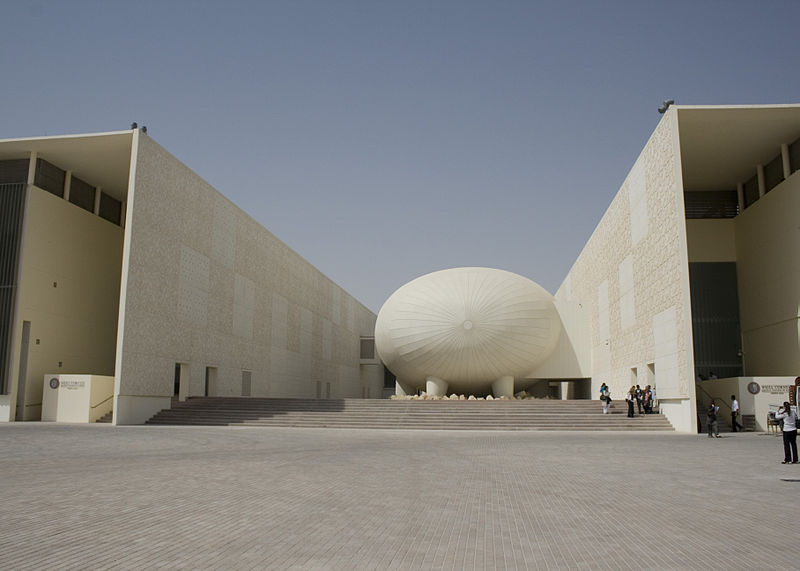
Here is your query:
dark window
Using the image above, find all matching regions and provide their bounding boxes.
[69,176,95,213]
[0,183,26,394]
[34,159,65,197]
[0,160,29,184]
[360,337,375,359]
[689,262,743,379]
[242,371,252,397]
[742,175,759,209]
[383,367,396,389]
[790,136,800,175]
[98,192,122,225]
[763,154,784,193]
[683,191,739,219]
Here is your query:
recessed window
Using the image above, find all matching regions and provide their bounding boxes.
[99,191,122,225]
[742,175,759,208]
[764,154,784,193]
[683,191,738,219]
[34,159,65,197]
[0,159,29,185]
[360,337,375,359]
[69,176,95,213]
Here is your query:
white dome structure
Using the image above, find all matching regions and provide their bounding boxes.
[375,267,561,397]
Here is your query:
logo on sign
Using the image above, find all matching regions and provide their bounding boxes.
[49,378,59,389]
[747,381,760,395]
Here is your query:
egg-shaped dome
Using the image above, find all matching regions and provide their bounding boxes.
[375,267,561,392]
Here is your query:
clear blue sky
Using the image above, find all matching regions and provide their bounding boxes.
[3,1,799,312]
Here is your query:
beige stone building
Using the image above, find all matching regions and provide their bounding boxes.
[0,130,383,424]
[552,104,800,432]
[2,104,798,432]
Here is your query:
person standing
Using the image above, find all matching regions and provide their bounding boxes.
[707,401,720,438]
[626,386,636,418]
[774,402,798,464]
[730,395,745,432]
[635,385,644,415]
[600,383,611,414]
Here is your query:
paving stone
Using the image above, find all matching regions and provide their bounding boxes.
[0,424,796,570]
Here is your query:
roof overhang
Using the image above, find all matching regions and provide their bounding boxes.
[677,104,800,191]
[0,131,134,201]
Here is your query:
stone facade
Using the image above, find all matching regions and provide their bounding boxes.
[114,132,381,422]
[556,109,697,431]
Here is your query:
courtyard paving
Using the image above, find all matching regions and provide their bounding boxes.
[0,424,796,570]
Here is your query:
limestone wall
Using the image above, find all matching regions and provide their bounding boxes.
[113,132,379,423]
[733,173,800,376]
[556,109,697,432]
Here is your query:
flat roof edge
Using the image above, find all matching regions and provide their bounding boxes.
[674,103,800,111]
[0,130,134,144]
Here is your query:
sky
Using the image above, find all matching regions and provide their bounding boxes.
[3,0,800,313]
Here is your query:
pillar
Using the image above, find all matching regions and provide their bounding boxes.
[736,182,744,212]
[64,171,72,201]
[425,376,448,397]
[781,144,791,180]
[492,375,514,398]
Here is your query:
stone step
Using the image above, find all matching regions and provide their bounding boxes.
[146,398,673,431]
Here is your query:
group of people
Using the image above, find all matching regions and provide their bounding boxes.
[706,395,798,464]
[598,383,656,417]
[625,385,654,417]
[707,395,746,438]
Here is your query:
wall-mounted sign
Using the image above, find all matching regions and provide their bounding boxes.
[49,378,59,389]
[747,382,760,395]
[760,384,792,395]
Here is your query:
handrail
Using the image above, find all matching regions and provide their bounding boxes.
[695,383,732,413]
[90,394,114,409]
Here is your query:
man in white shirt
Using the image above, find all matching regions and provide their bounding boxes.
[731,395,744,432]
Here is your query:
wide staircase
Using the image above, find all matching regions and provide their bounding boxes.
[145,397,674,431]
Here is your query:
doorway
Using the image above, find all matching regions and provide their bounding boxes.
[14,321,31,421]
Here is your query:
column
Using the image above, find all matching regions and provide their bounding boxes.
[64,171,72,201]
[492,375,514,398]
[26,151,37,184]
[425,376,448,397]
[781,144,791,180]
[736,183,744,212]
[94,186,102,215]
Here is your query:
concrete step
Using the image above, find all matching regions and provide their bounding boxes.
[146,398,673,431]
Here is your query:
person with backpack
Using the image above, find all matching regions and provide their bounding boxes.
[707,401,720,438]
[774,402,798,464]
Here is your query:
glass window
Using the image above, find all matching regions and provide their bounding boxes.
[99,191,122,225]
[34,159,65,197]
[69,176,95,213]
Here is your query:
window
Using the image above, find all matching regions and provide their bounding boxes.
[763,154,784,193]
[34,159,65,197]
[69,176,95,213]
[683,191,738,219]
[99,191,122,225]
[789,136,800,175]
[360,337,375,359]
[742,175,759,209]
[242,370,252,397]
[0,160,29,185]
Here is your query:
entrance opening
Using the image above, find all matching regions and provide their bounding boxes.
[205,366,217,397]
[241,370,251,397]
[14,321,31,421]
[174,363,188,401]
